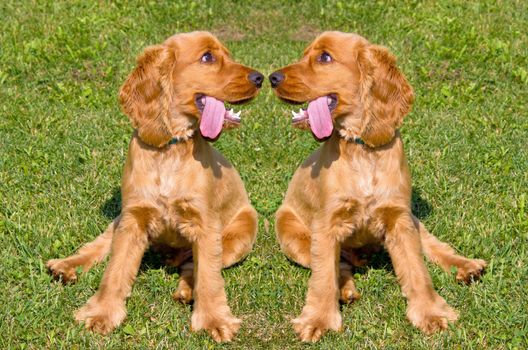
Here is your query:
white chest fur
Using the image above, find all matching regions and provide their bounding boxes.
[157,156,183,198]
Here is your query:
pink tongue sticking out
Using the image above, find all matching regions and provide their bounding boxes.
[200,96,226,139]
[307,96,333,139]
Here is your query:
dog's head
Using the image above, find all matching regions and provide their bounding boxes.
[119,31,263,147]
[269,31,414,147]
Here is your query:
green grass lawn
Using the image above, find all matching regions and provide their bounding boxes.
[1,0,527,349]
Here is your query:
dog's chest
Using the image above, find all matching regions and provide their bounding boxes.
[335,156,400,244]
[156,156,184,198]
[139,156,201,244]
[342,155,379,199]
[352,158,377,198]
[139,154,199,202]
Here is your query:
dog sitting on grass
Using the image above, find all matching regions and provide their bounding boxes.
[270,31,486,342]
[47,31,264,342]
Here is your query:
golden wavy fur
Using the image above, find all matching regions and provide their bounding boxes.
[271,31,486,342]
[47,31,262,342]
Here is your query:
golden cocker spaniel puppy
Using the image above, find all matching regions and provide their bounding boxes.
[270,31,486,341]
[47,31,264,342]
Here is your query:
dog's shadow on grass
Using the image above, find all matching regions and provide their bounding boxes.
[411,187,432,221]
[101,187,122,220]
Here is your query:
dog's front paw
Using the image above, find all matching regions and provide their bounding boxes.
[292,306,342,342]
[456,259,487,284]
[407,295,458,334]
[47,258,77,283]
[191,307,241,342]
[74,296,126,335]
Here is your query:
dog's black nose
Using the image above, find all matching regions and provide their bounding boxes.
[248,71,264,88]
[269,71,284,88]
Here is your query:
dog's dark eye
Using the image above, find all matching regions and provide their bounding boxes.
[201,52,214,63]
[318,52,333,63]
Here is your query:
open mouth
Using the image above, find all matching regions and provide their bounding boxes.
[289,94,337,139]
[195,94,245,139]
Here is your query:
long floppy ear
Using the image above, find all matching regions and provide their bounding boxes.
[357,45,414,147]
[118,45,174,147]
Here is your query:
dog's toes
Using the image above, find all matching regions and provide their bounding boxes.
[172,288,193,304]
[292,308,342,342]
[75,298,126,335]
[81,314,116,335]
[293,321,322,342]
[191,309,241,342]
[339,287,360,304]
[407,296,458,334]
[47,259,77,283]
[456,259,487,284]
[417,314,449,334]
[208,320,240,342]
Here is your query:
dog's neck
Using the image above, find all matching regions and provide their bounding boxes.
[165,127,196,147]
[332,130,400,160]
[166,133,194,146]
[335,114,397,149]
[335,113,366,144]
[167,111,198,144]
[132,108,200,148]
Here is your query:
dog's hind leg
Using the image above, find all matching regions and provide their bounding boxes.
[47,216,120,283]
[412,215,486,284]
[221,206,258,268]
[275,205,312,268]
